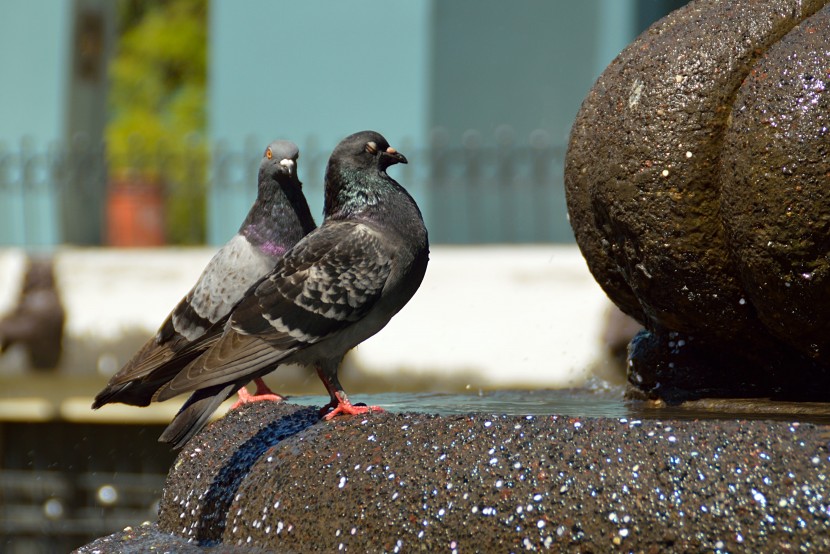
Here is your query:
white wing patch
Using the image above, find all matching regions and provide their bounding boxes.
[262,314,321,343]
[173,321,207,342]
[174,235,274,340]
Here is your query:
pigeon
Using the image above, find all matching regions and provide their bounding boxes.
[0,257,65,370]
[155,130,430,448]
[92,140,316,410]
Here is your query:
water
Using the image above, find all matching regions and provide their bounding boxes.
[289,387,830,424]
[292,389,629,418]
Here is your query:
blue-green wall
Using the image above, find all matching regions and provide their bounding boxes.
[0,1,73,247]
[426,1,635,242]
[0,2,72,146]
[0,1,651,247]
[206,1,639,245]
[0,0,114,248]
[208,0,433,243]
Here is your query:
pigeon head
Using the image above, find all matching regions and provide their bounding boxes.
[324,131,415,220]
[241,139,315,251]
[259,140,301,187]
[330,130,408,174]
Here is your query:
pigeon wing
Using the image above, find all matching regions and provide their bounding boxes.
[155,221,392,400]
[93,235,273,406]
[170,235,275,338]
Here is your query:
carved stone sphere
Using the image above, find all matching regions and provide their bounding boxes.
[565,0,830,401]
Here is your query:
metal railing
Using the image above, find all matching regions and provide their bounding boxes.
[0,129,572,247]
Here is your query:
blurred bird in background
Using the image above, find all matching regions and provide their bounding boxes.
[0,257,65,370]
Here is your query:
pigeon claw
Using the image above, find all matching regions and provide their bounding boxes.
[230,378,284,410]
[320,398,384,420]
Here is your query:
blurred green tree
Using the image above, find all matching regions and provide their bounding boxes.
[107,0,207,244]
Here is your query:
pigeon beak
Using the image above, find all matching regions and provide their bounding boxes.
[279,158,296,175]
[382,147,408,166]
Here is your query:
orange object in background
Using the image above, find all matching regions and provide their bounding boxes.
[106,177,165,246]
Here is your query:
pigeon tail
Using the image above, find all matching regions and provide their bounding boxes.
[92,382,141,409]
[91,343,208,408]
[158,383,237,449]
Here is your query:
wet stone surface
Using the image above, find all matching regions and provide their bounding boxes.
[79,401,830,552]
[565,0,830,400]
[74,521,272,554]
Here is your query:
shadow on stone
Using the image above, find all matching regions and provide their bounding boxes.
[157,402,319,546]
[196,407,318,545]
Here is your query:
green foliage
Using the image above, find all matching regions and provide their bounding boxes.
[107,0,208,244]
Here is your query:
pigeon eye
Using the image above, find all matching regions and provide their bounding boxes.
[266,148,273,159]
[365,141,378,154]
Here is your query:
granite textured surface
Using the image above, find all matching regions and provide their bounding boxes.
[565,0,830,400]
[76,401,830,552]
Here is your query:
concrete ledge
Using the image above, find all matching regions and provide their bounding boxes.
[1,245,620,395]
[78,401,830,552]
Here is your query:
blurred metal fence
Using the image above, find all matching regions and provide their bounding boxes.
[0,420,175,553]
[425,128,570,244]
[0,129,572,248]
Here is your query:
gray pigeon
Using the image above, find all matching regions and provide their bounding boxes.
[155,130,429,448]
[92,140,316,409]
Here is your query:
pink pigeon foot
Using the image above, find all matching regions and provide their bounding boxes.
[230,377,284,410]
[320,390,383,420]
